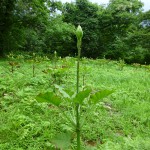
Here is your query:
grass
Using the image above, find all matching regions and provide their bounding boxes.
[0,56,150,149]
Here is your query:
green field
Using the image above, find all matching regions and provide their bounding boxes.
[0,56,150,150]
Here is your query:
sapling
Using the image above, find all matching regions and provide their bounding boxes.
[36,25,113,150]
[7,52,20,73]
[80,65,90,87]
[32,53,36,77]
[42,54,68,89]
[118,58,126,70]
[28,53,41,77]
[54,51,57,69]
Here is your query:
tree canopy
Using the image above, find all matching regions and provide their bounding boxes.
[0,0,149,63]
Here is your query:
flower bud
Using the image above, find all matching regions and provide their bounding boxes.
[76,25,83,42]
[76,25,83,56]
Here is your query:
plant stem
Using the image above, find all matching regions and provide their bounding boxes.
[76,47,81,150]
[77,47,81,93]
[76,25,83,150]
[33,63,35,77]
[11,65,14,73]
[77,60,79,94]
[83,74,85,87]
[76,103,80,150]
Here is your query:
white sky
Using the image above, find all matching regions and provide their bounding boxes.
[60,0,150,11]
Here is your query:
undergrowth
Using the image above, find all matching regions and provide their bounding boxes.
[0,56,150,149]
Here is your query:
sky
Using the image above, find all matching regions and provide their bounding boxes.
[60,0,150,12]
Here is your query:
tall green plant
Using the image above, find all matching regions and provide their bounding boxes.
[75,25,83,150]
[7,52,20,73]
[36,25,113,150]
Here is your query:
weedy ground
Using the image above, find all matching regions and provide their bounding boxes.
[0,56,150,150]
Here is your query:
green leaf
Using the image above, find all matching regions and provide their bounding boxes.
[73,88,92,104]
[54,84,71,99]
[36,92,61,106]
[52,132,72,150]
[89,90,113,104]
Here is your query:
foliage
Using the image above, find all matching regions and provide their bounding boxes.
[1,55,150,149]
[35,25,113,150]
[1,0,150,64]
[0,0,75,57]
[62,0,103,58]
[44,16,75,56]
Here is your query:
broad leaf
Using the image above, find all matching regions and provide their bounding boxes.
[73,88,92,104]
[54,84,71,99]
[36,92,61,106]
[89,90,113,104]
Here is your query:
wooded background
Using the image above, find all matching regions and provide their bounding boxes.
[0,0,150,64]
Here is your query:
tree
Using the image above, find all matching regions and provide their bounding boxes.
[12,0,50,53]
[62,0,104,58]
[0,0,54,55]
[44,16,75,56]
[124,10,150,64]
[0,0,17,56]
[99,0,143,57]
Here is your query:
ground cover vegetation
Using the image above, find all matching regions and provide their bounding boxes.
[0,52,150,149]
[0,0,150,149]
